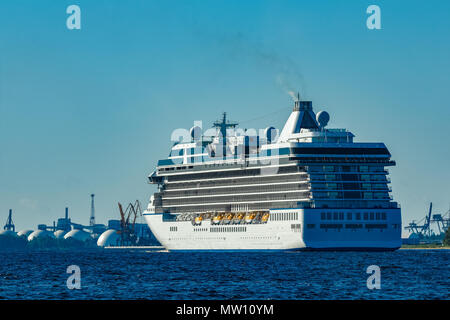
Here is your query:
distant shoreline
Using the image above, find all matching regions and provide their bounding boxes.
[400,246,450,250]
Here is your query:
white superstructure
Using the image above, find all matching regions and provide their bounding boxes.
[143,97,402,251]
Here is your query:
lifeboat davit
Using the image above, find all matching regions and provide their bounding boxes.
[203,212,212,220]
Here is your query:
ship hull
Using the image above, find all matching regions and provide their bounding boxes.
[143,208,401,251]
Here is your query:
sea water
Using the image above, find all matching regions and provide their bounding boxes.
[0,249,448,299]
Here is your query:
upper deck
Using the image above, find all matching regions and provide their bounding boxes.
[151,98,393,177]
[147,98,399,214]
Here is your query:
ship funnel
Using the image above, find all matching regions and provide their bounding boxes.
[277,99,319,142]
[293,100,313,111]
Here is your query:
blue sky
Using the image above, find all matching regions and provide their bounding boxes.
[1,0,449,236]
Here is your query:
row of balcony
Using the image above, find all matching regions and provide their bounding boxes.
[161,192,310,207]
[164,173,309,191]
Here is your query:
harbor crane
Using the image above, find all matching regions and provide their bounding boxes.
[432,206,450,235]
[4,209,15,232]
[405,202,450,239]
[118,200,143,245]
[405,203,434,237]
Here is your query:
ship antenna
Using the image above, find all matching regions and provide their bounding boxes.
[213,112,238,157]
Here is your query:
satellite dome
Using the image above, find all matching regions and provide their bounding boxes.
[64,229,91,242]
[0,230,17,238]
[54,230,67,239]
[17,229,33,238]
[190,126,202,141]
[264,126,277,143]
[316,111,330,128]
[97,229,120,247]
[28,230,55,241]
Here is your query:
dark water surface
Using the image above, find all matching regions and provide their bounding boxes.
[0,249,448,300]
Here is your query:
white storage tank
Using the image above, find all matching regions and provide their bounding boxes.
[0,230,17,238]
[97,229,120,247]
[64,229,91,242]
[0,229,27,249]
[54,230,67,239]
[28,230,55,241]
[17,230,33,238]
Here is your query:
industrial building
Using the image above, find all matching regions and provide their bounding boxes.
[1,196,159,250]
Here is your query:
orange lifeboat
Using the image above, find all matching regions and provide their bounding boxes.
[232,212,245,224]
[212,214,223,225]
[244,212,256,223]
[223,213,234,224]
[194,216,203,225]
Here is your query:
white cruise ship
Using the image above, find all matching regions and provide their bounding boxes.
[143,97,402,251]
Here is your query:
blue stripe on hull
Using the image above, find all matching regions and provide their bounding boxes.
[301,247,400,252]
[165,247,399,252]
[167,248,301,253]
